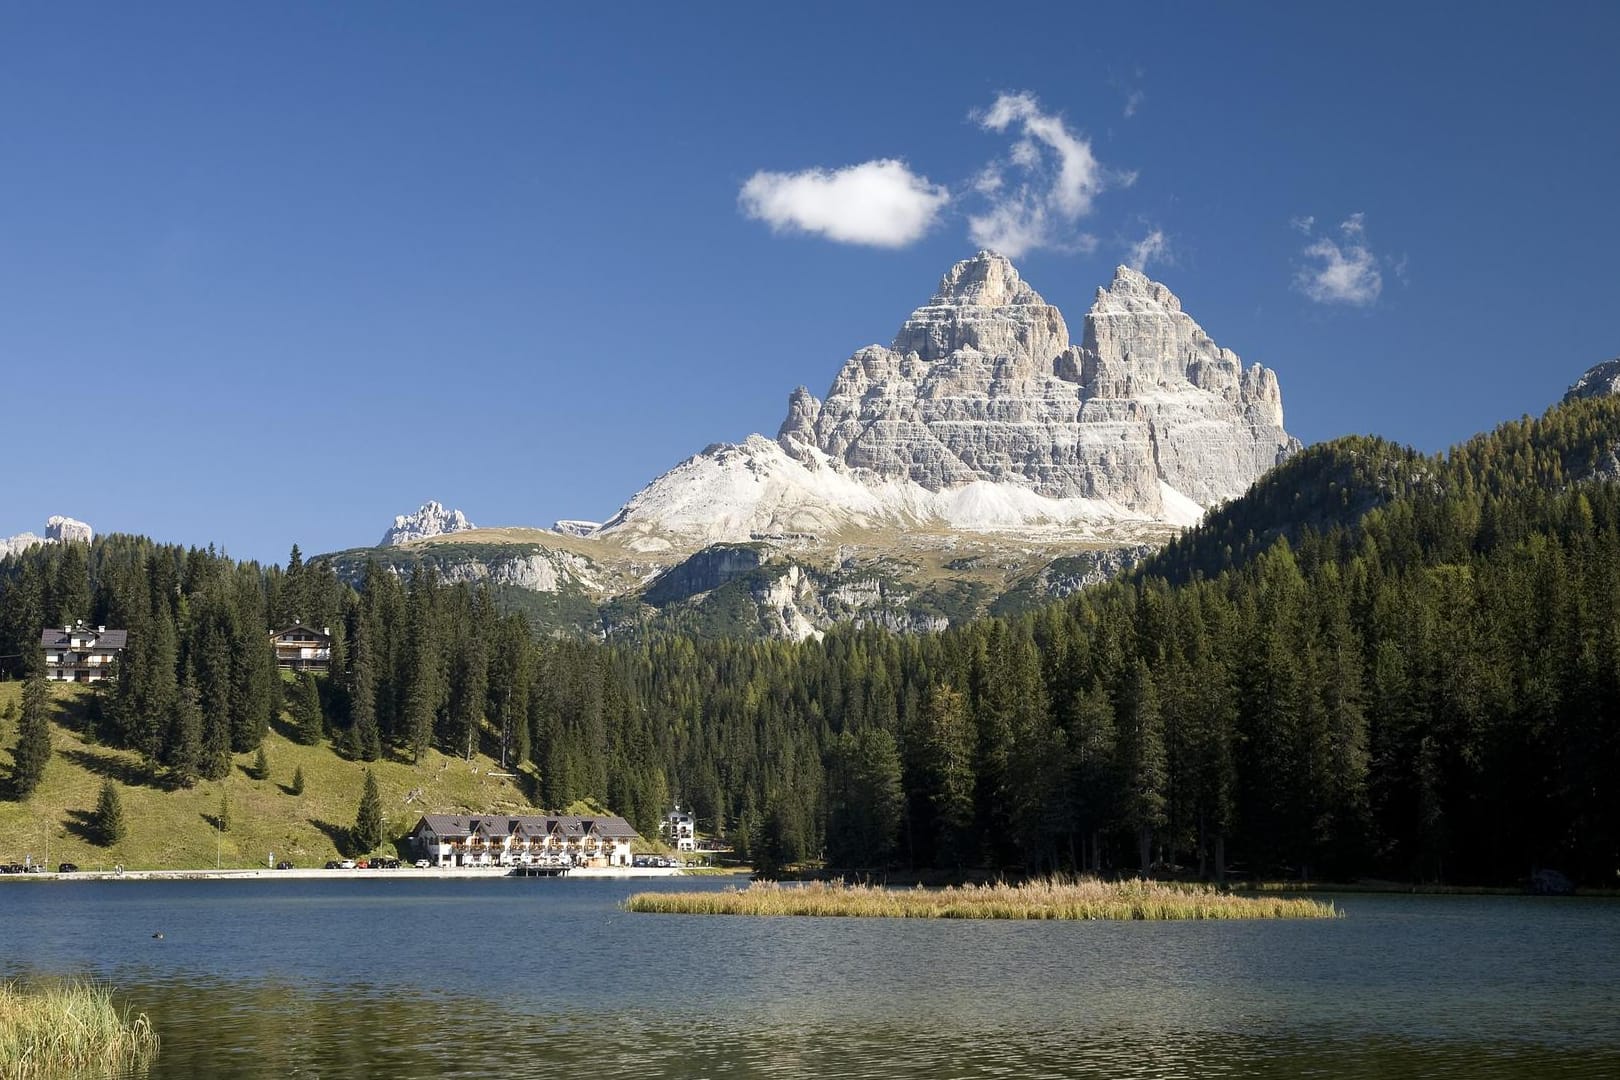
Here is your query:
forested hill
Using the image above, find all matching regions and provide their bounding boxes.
[3,395,1619,884]
[1142,395,1620,584]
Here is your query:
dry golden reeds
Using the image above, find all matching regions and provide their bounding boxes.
[0,980,159,1078]
[626,876,1337,920]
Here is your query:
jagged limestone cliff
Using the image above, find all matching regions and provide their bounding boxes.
[598,252,1296,552]
[332,254,1300,638]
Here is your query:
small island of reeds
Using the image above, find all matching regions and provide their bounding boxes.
[624,878,1338,921]
[0,980,159,1078]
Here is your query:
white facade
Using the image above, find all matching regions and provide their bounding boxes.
[411,814,637,869]
[41,622,126,683]
[661,806,697,852]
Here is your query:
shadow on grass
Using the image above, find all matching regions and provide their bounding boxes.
[60,747,166,790]
[310,818,352,857]
[63,808,105,846]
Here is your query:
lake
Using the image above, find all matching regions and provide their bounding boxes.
[1,879,1617,1078]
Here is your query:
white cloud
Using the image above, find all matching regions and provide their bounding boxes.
[968,91,1114,257]
[1295,214,1383,306]
[737,159,949,248]
[1124,89,1145,118]
[1125,228,1170,271]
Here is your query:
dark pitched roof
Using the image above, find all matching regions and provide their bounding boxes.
[415,814,472,838]
[270,623,332,644]
[412,812,642,842]
[587,816,639,839]
[40,625,128,650]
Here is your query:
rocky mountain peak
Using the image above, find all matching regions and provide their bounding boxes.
[45,515,93,543]
[380,501,475,546]
[599,253,1298,551]
[933,250,1041,307]
[890,250,1069,363]
[1095,263,1183,312]
[1565,358,1620,402]
[1,514,94,559]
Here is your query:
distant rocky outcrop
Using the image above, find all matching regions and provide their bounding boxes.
[380,501,475,546]
[596,252,1298,551]
[1564,358,1620,402]
[46,515,93,543]
[1,515,94,559]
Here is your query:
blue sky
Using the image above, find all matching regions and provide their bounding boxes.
[4,3,1618,564]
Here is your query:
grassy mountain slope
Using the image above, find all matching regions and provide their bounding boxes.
[0,683,537,870]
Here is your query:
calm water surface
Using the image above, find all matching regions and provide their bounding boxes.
[1,878,1617,1078]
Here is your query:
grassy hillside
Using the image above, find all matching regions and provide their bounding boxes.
[0,682,545,870]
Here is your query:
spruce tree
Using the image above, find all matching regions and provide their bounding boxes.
[1118,658,1168,876]
[252,745,269,781]
[353,769,384,852]
[168,674,205,788]
[93,779,126,845]
[350,618,382,761]
[825,727,903,868]
[290,764,305,796]
[402,568,441,764]
[217,789,231,833]
[12,674,52,799]
[291,672,324,746]
[912,685,976,870]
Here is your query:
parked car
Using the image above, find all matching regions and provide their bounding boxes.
[413,859,430,869]
[324,860,344,870]
[57,863,78,873]
[354,858,370,869]
[338,859,357,870]
[275,861,294,870]
[372,857,400,869]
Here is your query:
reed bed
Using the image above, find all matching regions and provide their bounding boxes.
[625,877,1338,920]
[0,981,159,1078]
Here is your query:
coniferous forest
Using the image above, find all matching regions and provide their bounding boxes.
[4,396,1620,885]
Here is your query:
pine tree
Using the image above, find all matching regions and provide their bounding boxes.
[349,616,382,761]
[1118,658,1168,875]
[12,674,52,798]
[217,789,231,833]
[291,672,324,746]
[168,674,205,788]
[824,727,904,868]
[47,541,91,629]
[402,568,442,763]
[910,685,977,870]
[353,769,384,852]
[252,745,269,781]
[93,779,126,845]
[290,764,305,796]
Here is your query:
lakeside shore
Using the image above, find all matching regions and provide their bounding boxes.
[0,865,719,883]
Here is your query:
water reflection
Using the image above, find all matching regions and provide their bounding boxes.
[1,881,1616,1079]
[118,978,1620,1080]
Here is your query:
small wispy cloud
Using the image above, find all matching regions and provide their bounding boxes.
[1125,228,1170,272]
[737,159,949,248]
[967,91,1117,257]
[1294,213,1383,306]
[737,91,1129,258]
[1123,89,1145,118]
